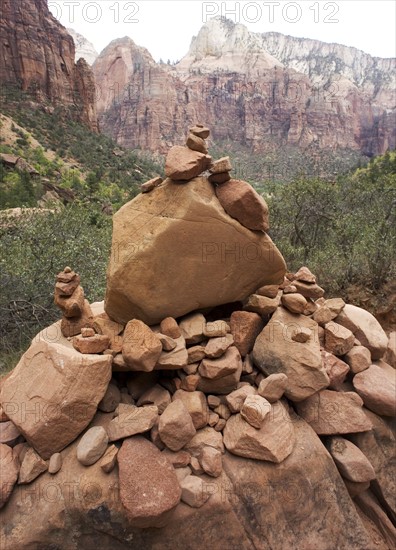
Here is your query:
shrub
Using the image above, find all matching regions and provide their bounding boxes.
[0,205,112,363]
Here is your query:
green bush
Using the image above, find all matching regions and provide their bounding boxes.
[266,157,396,293]
[0,204,112,369]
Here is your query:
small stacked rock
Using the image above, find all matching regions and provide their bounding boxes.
[165,123,212,181]
[141,176,163,194]
[208,156,232,184]
[54,267,93,337]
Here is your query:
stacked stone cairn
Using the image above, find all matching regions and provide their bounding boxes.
[0,126,395,547]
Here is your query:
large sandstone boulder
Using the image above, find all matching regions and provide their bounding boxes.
[105,177,286,325]
[0,337,111,459]
[117,436,182,527]
[352,363,396,416]
[335,304,388,360]
[252,307,329,402]
[223,401,295,462]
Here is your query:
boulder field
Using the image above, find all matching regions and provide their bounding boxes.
[0,127,395,549]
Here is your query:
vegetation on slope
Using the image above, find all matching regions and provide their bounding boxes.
[0,87,163,210]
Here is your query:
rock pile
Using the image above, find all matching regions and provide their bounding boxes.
[0,127,395,549]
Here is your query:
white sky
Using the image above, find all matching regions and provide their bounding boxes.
[48,0,396,62]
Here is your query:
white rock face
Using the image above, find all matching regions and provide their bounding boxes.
[176,17,395,108]
[177,17,283,76]
[67,28,99,66]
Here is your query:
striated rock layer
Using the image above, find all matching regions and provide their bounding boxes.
[93,18,395,156]
[0,0,98,130]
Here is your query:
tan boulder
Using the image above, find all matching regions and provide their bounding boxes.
[325,297,345,314]
[137,384,171,414]
[213,403,231,420]
[335,304,388,360]
[186,133,208,154]
[158,400,196,451]
[187,345,206,363]
[293,280,324,300]
[73,333,110,354]
[61,299,93,337]
[155,336,188,370]
[98,383,121,413]
[281,293,307,314]
[344,346,371,373]
[290,326,311,343]
[324,322,355,356]
[208,172,231,184]
[0,444,19,509]
[210,156,232,174]
[293,266,316,283]
[257,373,288,403]
[54,284,85,318]
[48,453,62,474]
[215,179,269,232]
[321,350,350,390]
[352,363,396,416]
[165,146,210,181]
[179,313,206,344]
[199,446,222,478]
[160,317,181,339]
[328,436,376,483]
[295,390,372,435]
[223,401,295,462]
[107,405,158,442]
[180,475,211,508]
[122,320,162,372]
[189,124,210,139]
[105,177,285,325]
[204,334,234,358]
[184,427,224,457]
[252,307,329,402]
[203,320,229,338]
[158,333,177,351]
[225,385,257,413]
[161,449,191,468]
[141,176,163,193]
[117,436,181,527]
[255,284,279,298]
[240,395,271,428]
[197,363,242,394]
[76,426,108,466]
[229,311,264,357]
[100,444,118,473]
[243,293,280,315]
[0,339,111,459]
[349,409,395,518]
[172,390,209,429]
[0,420,21,446]
[18,447,48,484]
[199,346,242,380]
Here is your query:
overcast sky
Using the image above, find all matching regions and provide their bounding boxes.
[48,0,396,62]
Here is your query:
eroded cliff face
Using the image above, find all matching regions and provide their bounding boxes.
[94,17,395,157]
[0,0,98,131]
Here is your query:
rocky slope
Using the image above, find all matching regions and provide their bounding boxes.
[0,0,98,131]
[68,28,99,66]
[93,17,395,158]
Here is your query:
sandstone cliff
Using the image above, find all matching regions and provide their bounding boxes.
[0,0,98,131]
[93,17,395,157]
